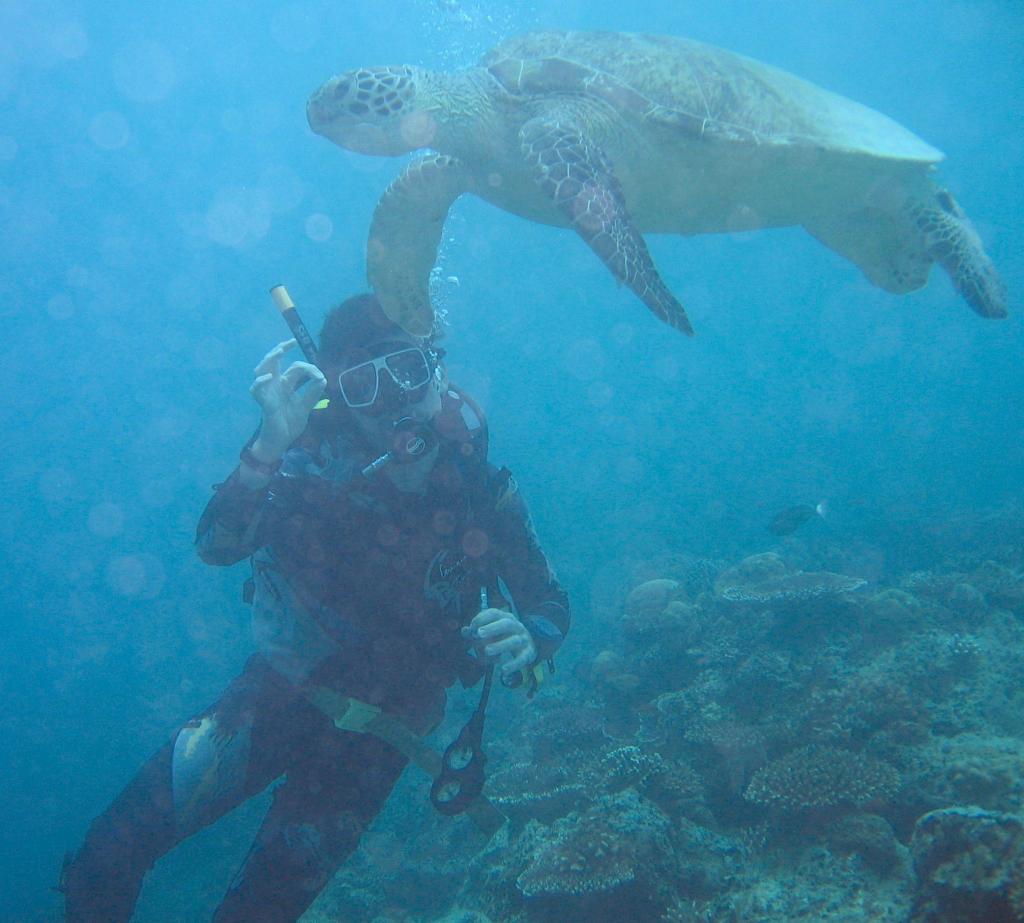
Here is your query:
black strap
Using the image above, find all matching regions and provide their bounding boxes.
[429,664,494,815]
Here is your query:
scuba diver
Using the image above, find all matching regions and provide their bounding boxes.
[61,292,570,922]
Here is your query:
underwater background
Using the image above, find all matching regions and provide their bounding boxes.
[2,0,1022,920]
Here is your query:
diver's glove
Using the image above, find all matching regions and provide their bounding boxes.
[461,607,536,678]
[501,615,563,697]
[242,339,325,481]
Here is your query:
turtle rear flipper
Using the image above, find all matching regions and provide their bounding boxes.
[911,189,1007,319]
[519,115,694,335]
[806,189,1007,319]
[368,153,473,336]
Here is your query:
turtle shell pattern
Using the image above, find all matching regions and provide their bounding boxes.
[482,31,941,162]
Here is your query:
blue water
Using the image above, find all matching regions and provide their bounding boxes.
[1,1,1021,919]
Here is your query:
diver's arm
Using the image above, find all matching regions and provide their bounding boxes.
[196,340,326,567]
[195,468,273,565]
[492,475,571,664]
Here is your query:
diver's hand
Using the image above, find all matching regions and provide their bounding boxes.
[463,607,537,677]
[248,339,326,461]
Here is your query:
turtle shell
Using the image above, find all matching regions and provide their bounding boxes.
[482,30,942,162]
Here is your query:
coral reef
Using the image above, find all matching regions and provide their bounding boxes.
[485,759,588,823]
[314,527,1024,923]
[717,569,867,605]
[906,734,1024,817]
[515,789,672,900]
[910,807,1024,922]
[824,812,909,877]
[743,745,901,812]
[521,703,605,760]
[708,844,914,922]
[624,578,682,621]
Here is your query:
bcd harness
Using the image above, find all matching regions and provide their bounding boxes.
[241,389,553,836]
[305,682,506,836]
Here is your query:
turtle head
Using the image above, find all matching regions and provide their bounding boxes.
[307,65,440,156]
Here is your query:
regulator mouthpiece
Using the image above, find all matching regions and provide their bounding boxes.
[360,418,437,478]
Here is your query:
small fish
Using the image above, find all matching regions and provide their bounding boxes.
[766,501,827,536]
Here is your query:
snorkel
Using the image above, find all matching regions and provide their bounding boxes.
[269,283,438,478]
[270,284,321,367]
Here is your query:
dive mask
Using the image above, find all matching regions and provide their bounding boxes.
[337,346,443,411]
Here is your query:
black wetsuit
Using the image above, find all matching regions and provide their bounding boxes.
[62,395,570,922]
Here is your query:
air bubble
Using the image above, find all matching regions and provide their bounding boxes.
[88,502,125,539]
[89,111,131,150]
[106,553,166,599]
[204,187,272,248]
[46,293,75,319]
[113,40,178,104]
[305,212,333,242]
[51,21,89,59]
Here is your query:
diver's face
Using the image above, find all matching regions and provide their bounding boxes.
[338,341,446,452]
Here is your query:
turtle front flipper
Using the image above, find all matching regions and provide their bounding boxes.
[519,116,694,335]
[368,153,473,336]
[908,189,1007,319]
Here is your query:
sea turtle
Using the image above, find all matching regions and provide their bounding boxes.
[306,30,1007,337]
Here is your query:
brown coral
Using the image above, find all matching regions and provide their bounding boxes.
[516,789,672,899]
[971,560,1024,611]
[485,760,588,823]
[601,745,666,790]
[713,552,866,607]
[624,578,681,618]
[911,807,1024,922]
[524,704,605,760]
[718,570,866,605]
[519,826,634,897]
[743,745,900,811]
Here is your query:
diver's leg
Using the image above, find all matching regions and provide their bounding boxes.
[60,737,178,923]
[61,655,298,923]
[213,719,409,923]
